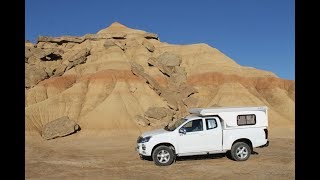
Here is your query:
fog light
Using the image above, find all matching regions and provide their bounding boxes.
[142,144,146,150]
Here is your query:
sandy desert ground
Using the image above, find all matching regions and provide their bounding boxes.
[26,128,294,180]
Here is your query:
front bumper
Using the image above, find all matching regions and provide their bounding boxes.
[136,143,151,156]
[136,136,155,156]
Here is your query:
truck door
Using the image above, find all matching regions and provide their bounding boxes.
[202,117,223,151]
[177,119,208,153]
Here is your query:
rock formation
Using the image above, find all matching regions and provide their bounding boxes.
[25,22,295,137]
[25,40,91,87]
[41,116,80,140]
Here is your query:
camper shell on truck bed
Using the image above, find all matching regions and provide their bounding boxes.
[188,106,268,129]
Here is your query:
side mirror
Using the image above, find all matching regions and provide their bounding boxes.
[179,127,186,135]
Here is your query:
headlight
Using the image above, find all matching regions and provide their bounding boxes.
[141,136,152,143]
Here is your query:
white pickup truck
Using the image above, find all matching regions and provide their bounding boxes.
[136,106,269,166]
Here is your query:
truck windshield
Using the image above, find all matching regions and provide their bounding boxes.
[164,118,186,131]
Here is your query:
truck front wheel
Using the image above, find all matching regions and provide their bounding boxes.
[152,145,174,166]
[230,142,251,161]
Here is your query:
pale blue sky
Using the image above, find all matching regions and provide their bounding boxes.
[26,0,294,80]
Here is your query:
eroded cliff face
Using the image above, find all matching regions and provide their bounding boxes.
[25,22,294,136]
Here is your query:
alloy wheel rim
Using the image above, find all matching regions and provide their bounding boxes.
[157,150,170,163]
[236,146,248,159]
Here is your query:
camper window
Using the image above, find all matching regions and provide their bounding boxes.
[237,114,256,126]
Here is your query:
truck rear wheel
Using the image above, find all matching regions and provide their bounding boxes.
[152,145,174,166]
[231,142,251,161]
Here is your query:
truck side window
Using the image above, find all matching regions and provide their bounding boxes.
[206,119,217,130]
[182,119,203,132]
[237,114,256,125]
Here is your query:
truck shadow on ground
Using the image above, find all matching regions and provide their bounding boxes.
[176,153,226,162]
[141,153,225,162]
[141,151,259,163]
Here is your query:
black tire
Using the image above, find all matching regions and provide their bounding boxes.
[230,142,251,161]
[152,145,175,166]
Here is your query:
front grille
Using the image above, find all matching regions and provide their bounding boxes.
[137,136,143,143]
